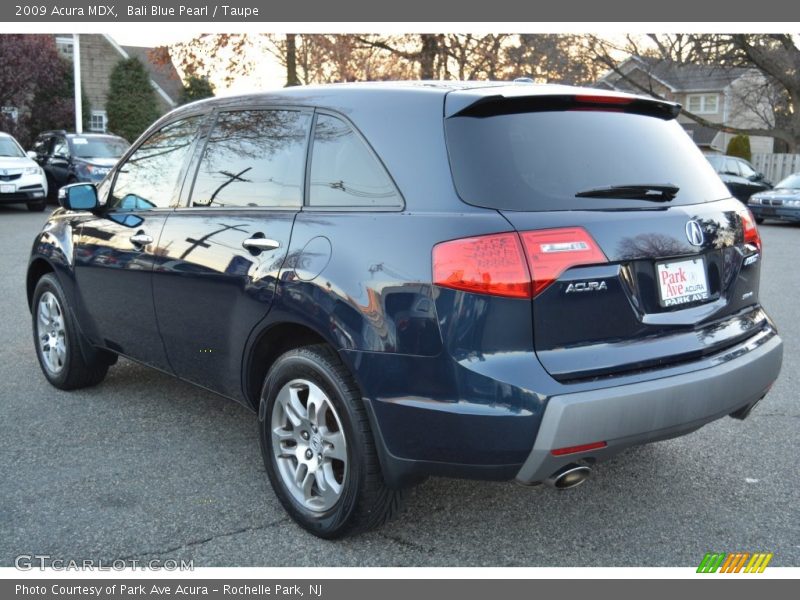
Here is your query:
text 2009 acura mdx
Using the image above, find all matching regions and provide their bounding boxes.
[28,83,783,538]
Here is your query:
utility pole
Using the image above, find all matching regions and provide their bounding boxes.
[73,33,82,133]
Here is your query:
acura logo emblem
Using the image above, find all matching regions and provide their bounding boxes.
[686,220,704,246]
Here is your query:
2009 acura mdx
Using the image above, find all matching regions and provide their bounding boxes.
[27,82,783,538]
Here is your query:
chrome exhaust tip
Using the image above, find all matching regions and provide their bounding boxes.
[545,464,592,490]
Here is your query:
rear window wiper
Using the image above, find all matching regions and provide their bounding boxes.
[575,184,679,202]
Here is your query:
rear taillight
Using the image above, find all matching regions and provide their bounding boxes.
[433,227,607,299]
[432,232,531,299]
[519,227,608,296]
[739,208,762,253]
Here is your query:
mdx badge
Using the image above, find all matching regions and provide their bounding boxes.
[565,281,608,293]
[686,220,705,246]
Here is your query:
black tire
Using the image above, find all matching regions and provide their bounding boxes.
[755,217,765,224]
[27,200,46,212]
[31,273,110,390]
[258,344,405,538]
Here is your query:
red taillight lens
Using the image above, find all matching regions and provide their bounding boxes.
[739,208,762,253]
[519,227,608,297]
[432,232,531,299]
[432,227,607,299]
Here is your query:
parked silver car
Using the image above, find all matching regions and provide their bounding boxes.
[748,172,800,224]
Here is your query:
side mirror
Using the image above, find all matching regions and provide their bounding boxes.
[750,172,764,182]
[58,183,98,211]
[26,150,38,160]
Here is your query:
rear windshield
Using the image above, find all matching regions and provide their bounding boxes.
[445,110,730,211]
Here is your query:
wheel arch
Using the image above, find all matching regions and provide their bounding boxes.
[26,258,56,310]
[242,319,339,412]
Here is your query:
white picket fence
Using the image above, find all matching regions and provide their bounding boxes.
[752,153,800,184]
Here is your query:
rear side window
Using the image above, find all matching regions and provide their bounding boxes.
[308,114,401,208]
[190,109,311,209]
[445,110,730,211]
[109,116,202,210]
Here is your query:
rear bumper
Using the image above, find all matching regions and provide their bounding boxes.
[515,329,783,484]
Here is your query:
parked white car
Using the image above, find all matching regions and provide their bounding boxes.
[0,132,47,212]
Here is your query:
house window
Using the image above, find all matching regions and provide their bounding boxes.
[55,37,74,59]
[89,111,107,133]
[686,94,719,114]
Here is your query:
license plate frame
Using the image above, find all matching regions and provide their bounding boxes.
[656,257,710,307]
[0,183,15,194]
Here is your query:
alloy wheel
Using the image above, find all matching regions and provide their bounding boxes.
[270,378,348,512]
[37,291,67,374]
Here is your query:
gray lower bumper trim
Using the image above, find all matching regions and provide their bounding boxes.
[516,331,783,484]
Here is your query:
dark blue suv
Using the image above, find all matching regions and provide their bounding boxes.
[27,83,783,538]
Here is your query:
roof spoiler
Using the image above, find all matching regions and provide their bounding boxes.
[448,93,681,120]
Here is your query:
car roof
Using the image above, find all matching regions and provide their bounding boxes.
[174,80,675,118]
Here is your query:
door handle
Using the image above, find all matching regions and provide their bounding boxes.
[242,236,280,252]
[130,233,153,247]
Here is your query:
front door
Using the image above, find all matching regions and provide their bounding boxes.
[153,108,311,397]
[73,115,206,370]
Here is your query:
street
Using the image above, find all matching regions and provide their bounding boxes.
[0,204,798,567]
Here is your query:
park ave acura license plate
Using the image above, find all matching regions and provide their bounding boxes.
[0,184,15,194]
[656,257,709,307]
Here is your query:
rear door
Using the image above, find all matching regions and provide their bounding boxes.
[153,107,311,397]
[444,92,765,381]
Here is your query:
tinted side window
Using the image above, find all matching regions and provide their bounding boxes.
[109,116,202,210]
[309,114,401,208]
[190,109,310,209]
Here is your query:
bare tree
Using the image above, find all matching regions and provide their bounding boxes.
[585,34,800,152]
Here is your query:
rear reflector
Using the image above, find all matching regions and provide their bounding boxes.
[519,227,608,297]
[551,441,607,456]
[432,232,531,298]
[433,227,607,299]
[739,208,762,253]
